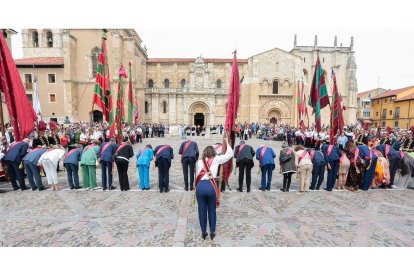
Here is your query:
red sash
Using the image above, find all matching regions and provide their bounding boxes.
[327,145,334,157]
[8,141,21,151]
[286,148,292,155]
[259,146,267,166]
[340,152,346,163]
[353,148,360,164]
[181,141,192,162]
[298,150,308,164]
[137,148,149,158]
[236,144,246,159]
[115,143,128,155]
[310,150,315,161]
[155,145,171,161]
[195,158,219,207]
[64,149,78,161]
[100,142,113,158]
[385,144,390,158]
[83,145,94,153]
[400,151,405,159]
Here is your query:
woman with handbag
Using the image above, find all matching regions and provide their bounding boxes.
[195,136,233,240]
[279,142,296,192]
[80,140,101,190]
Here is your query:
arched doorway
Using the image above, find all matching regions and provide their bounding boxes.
[188,101,210,126]
[92,110,103,122]
[267,109,281,125]
[194,113,204,127]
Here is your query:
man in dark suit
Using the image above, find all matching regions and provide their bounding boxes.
[307,145,326,190]
[23,147,48,191]
[4,138,30,190]
[98,138,118,191]
[321,140,341,191]
[154,144,174,193]
[179,138,199,191]
[234,140,255,192]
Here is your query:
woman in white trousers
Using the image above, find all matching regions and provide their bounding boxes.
[38,147,66,191]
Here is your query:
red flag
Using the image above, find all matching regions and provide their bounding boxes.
[127,62,133,125]
[0,32,37,141]
[329,69,344,145]
[222,51,240,182]
[133,96,139,124]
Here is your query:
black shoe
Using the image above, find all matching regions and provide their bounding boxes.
[259,188,264,191]
[164,188,170,193]
[190,187,194,191]
[236,188,243,192]
[109,186,117,190]
[31,187,38,191]
[280,188,286,192]
[160,190,164,193]
[210,233,216,240]
[387,185,393,189]
[323,188,332,192]
[74,186,82,189]
[70,186,75,190]
[146,187,150,190]
[13,187,19,191]
[247,188,251,193]
[266,187,270,191]
[21,186,29,191]
[103,187,107,191]
[185,187,189,191]
[39,186,49,191]
[202,232,208,240]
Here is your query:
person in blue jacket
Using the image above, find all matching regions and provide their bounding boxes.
[374,143,401,188]
[136,144,154,190]
[307,145,326,190]
[23,147,48,191]
[255,144,276,191]
[63,144,83,189]
[321,140,341,191]
[98,138,118,190]
[4,138,30,191]
[358,144,378,191]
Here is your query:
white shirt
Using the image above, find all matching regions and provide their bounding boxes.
[38,149,65,166]
[80,133,88,142]
[196,145,234,180]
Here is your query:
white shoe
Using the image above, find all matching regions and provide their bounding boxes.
[93,187,100,190]
[86,188,90,191]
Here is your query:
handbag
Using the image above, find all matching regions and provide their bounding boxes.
[280,155,292,163]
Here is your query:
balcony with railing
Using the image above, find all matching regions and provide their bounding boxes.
[144,87,228,95]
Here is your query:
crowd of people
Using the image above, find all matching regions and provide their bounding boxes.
[1,119,414,241]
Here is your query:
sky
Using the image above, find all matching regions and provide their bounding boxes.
[4,0,414,93]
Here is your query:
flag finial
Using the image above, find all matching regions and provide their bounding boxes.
[294,34,297,47]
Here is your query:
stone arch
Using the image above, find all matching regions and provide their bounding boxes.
[187,100,211,126]
[260,100,292,124]
[267,108,282,125]
[43,29,53,47]
[260,78,270,94]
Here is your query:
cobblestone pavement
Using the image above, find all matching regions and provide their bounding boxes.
[1,135,414,247]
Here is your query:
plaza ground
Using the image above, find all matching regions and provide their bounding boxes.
[0,136,413,246]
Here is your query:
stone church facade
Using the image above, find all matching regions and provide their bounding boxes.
[13,29,357,127]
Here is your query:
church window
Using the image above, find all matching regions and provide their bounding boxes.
[216,79,222,89]
[46,31,53,47]
[148,79,154,88]
[49,94,56,103]
[181,79,186,88]
[164,79,170,88]
[303,69,308,82]
[303,57,305,62]
[162,101,167,113]
[91,47,100,77]
[145,101,149,113]
[272,81,279,94]
[32,31,39,47]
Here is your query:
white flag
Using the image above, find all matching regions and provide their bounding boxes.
[33,75,42,120]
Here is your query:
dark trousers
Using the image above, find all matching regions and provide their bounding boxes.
[65,163,80,188]
[101,160,113,189]
[182,157,196,189]
[238,159,253,190]
[157,157,170,191]
[137,134,142,143]
[310,162,325,190]
[6,160,27,190]
[362,159,377,190]
[115,159,130,191]
[24,161,44,189]
[389,158,399,186]
[196,180,217,234]
[282,172,294,190]
[326,160,339,190]
[260,164,274,190]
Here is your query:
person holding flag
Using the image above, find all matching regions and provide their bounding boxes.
[194,136,233,240]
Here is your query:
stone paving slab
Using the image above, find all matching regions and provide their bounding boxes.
[0,136,414,247]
